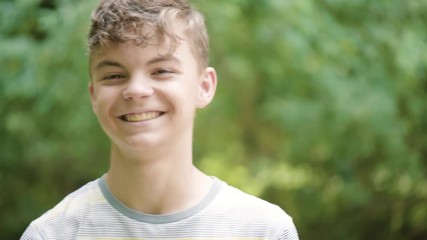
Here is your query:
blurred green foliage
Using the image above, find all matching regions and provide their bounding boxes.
[1,0,426,239]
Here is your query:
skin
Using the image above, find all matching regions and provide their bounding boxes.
[88,35,217,214]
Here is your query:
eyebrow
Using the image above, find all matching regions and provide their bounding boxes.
[145,55,181,67]
[95,60,124,70]
[94,55,181,70]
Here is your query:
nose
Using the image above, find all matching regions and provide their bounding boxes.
[122,74,154,100]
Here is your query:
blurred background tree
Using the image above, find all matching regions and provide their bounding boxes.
[1,0,426,239]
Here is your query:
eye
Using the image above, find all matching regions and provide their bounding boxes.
[98,73,127,85]
[103,74,126,80]
[152,68,174,76]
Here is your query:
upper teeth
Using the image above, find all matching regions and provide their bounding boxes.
[121,112,161,122]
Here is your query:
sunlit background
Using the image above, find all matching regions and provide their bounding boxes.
[1,0,426,239]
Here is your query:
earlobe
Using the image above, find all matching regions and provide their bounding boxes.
[197,67,217,109]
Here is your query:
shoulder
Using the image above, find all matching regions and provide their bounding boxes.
[207,179,299,239]
[21,179,103,239]
[214,180,292,220]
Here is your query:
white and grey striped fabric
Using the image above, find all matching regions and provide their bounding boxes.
[21,176,299,240]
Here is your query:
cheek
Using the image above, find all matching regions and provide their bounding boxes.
[93,89,117,115]
[177,85,199,108]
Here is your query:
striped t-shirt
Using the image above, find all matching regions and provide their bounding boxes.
[21,176,299,240]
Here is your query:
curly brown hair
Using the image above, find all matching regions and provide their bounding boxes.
[88,0,209,68]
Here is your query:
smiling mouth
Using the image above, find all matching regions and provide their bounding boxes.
[119,112,164,122]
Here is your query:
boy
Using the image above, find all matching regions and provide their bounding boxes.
[21,0,299,239]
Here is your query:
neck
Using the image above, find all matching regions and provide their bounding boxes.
[105,140,211,215]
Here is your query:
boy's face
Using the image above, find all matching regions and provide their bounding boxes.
[89,37,216,152]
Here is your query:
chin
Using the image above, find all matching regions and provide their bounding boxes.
[117,136,164,152]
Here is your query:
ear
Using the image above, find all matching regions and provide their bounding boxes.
[197,67,217,109]
[88,82,98,114]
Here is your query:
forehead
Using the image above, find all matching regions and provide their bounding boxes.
[89,38,197,70]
